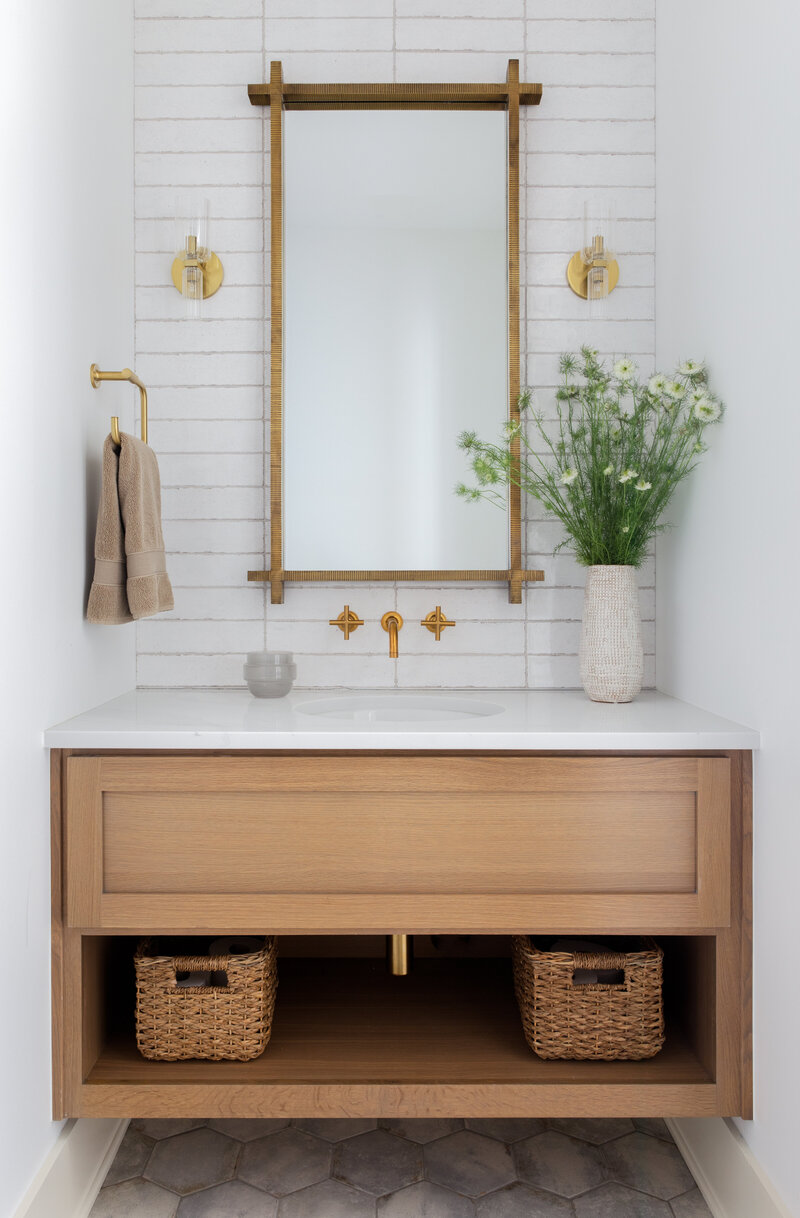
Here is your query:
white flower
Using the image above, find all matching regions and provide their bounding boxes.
[689,388,708,406]
[614,358,636,381]
[502,419,521,439]
[648,374,667,394]
[634,479,652,491]
[559,467,579,485]
[665,380,685,401]
[618,468,638,483]
[678,359,705,377]
[693,396,722,422]
[621,525,630,533]
[602,465,614,476]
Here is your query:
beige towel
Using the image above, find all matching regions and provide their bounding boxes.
[87,433,174,624]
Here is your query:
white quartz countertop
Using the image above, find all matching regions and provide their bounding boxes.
[44,688,759,751]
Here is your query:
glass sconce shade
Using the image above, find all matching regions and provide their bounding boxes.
[174,199,210,318]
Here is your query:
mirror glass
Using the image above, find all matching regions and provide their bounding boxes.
[283,109,509,571]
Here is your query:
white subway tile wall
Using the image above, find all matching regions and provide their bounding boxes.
[134,0,655,690]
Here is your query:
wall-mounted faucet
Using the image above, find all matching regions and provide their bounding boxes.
[381,611,403,658]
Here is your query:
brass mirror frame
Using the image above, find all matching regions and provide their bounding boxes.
[247,60,544,604]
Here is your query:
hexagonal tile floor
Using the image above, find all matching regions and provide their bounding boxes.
[90,1118,712,1216]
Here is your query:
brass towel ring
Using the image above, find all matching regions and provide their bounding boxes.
[90,364,148,445]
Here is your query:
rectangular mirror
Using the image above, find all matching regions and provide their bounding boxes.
[247,64,543,602]
[284,110,508,572]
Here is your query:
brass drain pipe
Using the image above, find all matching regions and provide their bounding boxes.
[386,934,413,976]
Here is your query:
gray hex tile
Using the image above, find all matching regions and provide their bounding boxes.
[548,1119,635,1145]
[145,1128,239,1196]
[379,1180,475,1217]
[132,1119,206,1141]
[466,1120,546,1144]
[335,1128,423,1196]
[425,1131,515,1198]
[294,1118,377,1141]
[238,1128,331,1196]
[277,1178,376,1218]
[604,1133,696,1201]
[177,1180,278,1217]
[632,1119,674,1144]
[575,1182,673,1217]
[103,1126,154,1186]
[476,1182,573,1217]
[90,1178,179,1218]
[381,1119,464,1144]
[670,1188,713,1217]
[514,1131,607,1198]
[208,1119,289,1141]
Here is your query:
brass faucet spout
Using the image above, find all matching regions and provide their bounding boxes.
[381,611,403,658]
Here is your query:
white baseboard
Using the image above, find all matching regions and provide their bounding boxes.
[13,1117,129,1218]
[668,1118,793,1218]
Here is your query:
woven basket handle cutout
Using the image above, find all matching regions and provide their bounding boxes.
[571,951,628,989]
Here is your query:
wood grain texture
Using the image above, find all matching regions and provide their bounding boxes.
[65,757,103,927]
[248,82,543,108]
[269,60,284,605]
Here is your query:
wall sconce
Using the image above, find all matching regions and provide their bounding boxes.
[171,199,224,318]
[567,201,619,314]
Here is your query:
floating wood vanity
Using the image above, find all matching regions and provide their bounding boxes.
[47,690,755,1122]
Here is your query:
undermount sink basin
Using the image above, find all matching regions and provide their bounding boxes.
[296,694,504,723]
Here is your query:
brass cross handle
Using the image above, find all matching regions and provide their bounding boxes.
[421,606,456,641]
[329,605,363,640]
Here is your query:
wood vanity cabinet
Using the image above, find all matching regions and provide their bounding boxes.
[51,749,752,1121]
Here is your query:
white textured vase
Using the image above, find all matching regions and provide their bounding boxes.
[579,565,643,703]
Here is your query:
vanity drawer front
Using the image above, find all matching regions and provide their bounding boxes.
[64,755,731,930]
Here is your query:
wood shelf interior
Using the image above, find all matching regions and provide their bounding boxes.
[84,939,715,1091]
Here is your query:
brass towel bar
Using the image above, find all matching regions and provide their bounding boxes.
[90,363,148,446]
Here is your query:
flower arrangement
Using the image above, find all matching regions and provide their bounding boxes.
[456,347,723,569]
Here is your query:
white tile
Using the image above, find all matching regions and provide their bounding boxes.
[397,654,526,688]
[136,352,263,386]
[396,18,523,51]
[136,119,262,155]
[268,619,388,656]
[526,218,654,254]
[267,0,393,15]
[167,587,265,620]
[136,151,262,187]
[136,183,263,218]
[135,18,262,53]
[265,18,393,51]
[526,587,585,621]
[167,553,261,586]
[293,654,396,688]
[398,0,522,13]
[154,419,262,453]
[526,285,654,322]
[526,318,655,353]
[137,619,264,654]
[137,285,264,321]
[526,619,580,655]
[136,251,263,287]
[402,621,526,655]
[138,652,249,686]
[266,585,394,622]
[137,0,262,15]
[525,51,654,87]
[528,152,654,187]
[540,86,654,121]
[397,586,525,620]
[527,120,654,155]
[528,186,655,219]
[150,386,265,421]
[395,51,527,82]
[274,52,394,82]
[531,0,653,14]
[137,318,264,352]
[162,487,264,519]
[526,19,653,55]
[136,86,259,121]
[135,52,263,87]
[164,519,263,553]
[528,654,580,688]
[158,452,262,487]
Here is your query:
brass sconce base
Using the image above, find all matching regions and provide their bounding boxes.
[566,251,619,299]
[171,251,225,299]
[387,934,413,976]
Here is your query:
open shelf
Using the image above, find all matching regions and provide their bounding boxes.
[77,956,719,1119]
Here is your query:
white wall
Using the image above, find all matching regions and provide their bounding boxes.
[655,2,800,1213]
[133,0,656,691]
[0,2,135,1213]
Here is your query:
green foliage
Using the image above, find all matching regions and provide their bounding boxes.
[456,348,723,569]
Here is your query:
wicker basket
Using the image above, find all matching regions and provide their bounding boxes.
[512,936,664,1061]
[134,937,278,1061]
